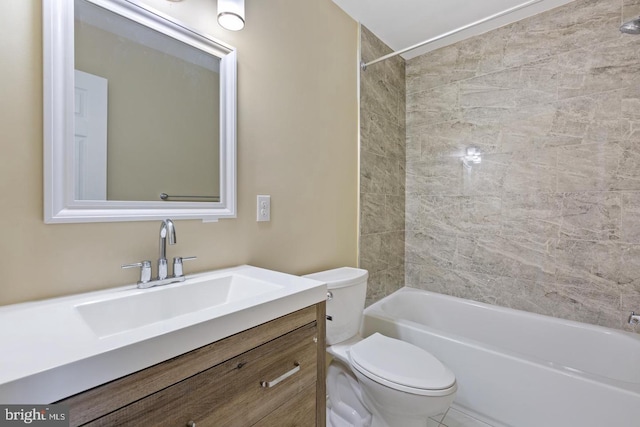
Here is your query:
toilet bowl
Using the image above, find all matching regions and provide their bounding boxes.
[304,267,457,427]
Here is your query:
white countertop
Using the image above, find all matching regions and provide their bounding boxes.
[0,265,326,403]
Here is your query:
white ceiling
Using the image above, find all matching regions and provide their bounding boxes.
[332,0,575,60]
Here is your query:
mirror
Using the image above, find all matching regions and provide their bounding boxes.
[43,0,237,223]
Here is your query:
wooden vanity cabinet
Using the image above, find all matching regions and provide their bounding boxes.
[58,303,326,427]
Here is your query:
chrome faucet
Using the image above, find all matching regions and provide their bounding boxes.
[121,219,197,289]
[158,219,176,280]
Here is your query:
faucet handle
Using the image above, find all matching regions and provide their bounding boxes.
[173,256,197,278]
[122,260,152,284]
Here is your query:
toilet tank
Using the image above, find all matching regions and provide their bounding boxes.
[303,267,368,345]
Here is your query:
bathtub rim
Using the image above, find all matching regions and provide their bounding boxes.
[363,286,640,395]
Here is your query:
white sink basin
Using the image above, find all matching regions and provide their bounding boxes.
[0,265,326,404]
[76,274,283,338]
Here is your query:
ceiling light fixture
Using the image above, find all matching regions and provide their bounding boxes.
[217,0,245,31]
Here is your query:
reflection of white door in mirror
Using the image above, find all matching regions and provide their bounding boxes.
[74,70,107,201]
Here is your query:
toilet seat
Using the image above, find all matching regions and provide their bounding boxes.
[349,333,456,397]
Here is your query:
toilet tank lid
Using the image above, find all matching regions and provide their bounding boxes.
[303,267,368,289]
[349,333,456,391]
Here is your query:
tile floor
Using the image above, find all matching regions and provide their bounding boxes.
[427,407,495,427]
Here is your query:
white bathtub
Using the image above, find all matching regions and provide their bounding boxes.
[361,287,640,427]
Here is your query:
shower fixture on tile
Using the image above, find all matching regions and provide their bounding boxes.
[462,147,482,168]
[620,17,640,34]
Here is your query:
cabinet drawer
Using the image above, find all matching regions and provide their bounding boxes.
[87,323,317,427]
[253,382,316,426]
[61,305,318,426]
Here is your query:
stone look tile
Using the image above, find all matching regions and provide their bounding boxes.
[537,282,621,327]
[461,153,511,196]
[363,0,640,332]
[557,38,640,101]
[365,266,404,307]
[412,121,502,159]
[458,195,502,235]
[361,28,404,96]
[407,43,478,94]
[405,263,485,300]
[360,27,406,299]
[360,231,405,274]
[456,234,557,283]
[360,151,404,196]
[360,233,386,273]
[405,134,421,161]
[624,0,640,21]
[556,142,621,192]
[409,195,460,236]
[549,240,626,327]
[622,85,640,134]
[459,60,558,109]
[361,77,400,127]
[612,140,640,190]
[559,192,621,240]
[407,83,460,128]
[502,192,563,238]
[360,193,404,235]
[406,25,515,95]
[557,140,640,192]
[552,90,626,143]
[621,192,640,243]
[502,0,620,69]
[406,156,463,196]
[361,26,405,126]
[361,109,404,160]
[503,149,558,194]
[405,230,456,269]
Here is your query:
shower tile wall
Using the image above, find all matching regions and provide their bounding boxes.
[405,0,640,332]
[359,26,406,305]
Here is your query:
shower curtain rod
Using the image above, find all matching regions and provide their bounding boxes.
[360,0,543,71]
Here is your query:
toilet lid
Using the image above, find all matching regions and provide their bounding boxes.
[349,333,455,391]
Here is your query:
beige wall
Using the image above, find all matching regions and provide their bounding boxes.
[0,0,358,305]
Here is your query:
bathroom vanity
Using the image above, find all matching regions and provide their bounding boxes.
[0,266,327,426]
[59,303,326,426]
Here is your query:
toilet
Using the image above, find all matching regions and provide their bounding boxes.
[304,267,457,427]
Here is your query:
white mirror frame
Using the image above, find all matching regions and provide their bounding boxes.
[43,0,237,223]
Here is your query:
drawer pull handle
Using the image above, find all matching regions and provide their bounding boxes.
[260,362,300,388]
